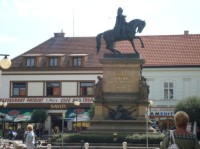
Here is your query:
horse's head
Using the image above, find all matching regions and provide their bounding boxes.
[128,19,146,34]
[136,20,146,33]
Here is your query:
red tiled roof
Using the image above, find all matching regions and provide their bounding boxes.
[11,33,200,68]
[139,35,200,67]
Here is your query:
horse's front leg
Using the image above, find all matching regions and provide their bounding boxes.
[115,50,121,54]
[106,43,116,54]
[130,40,138,54]
[134,36,144,48]
[107,42,122,54]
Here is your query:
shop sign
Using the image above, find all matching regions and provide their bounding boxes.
[151,111,174,116]
[151,107,174,116]
[0,97,94,104]
[50,104,67,109]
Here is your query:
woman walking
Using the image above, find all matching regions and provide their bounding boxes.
[25,124,35,149]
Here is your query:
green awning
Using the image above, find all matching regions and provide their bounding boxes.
[0,109,34,122]
[65,108,90,122]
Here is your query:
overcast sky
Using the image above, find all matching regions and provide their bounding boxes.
[1,0,200,59]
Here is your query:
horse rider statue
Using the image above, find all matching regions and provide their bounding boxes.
[114,7,127,38]
[96,7,146,55]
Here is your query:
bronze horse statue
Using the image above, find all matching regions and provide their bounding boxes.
[96,19,146,54]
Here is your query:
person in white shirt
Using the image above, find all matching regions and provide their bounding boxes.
[25,124,35,149]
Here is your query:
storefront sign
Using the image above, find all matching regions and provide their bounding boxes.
[151,107,175,116]
[50,104,67,109]
[151,111,174,116]
[0,97,94,103]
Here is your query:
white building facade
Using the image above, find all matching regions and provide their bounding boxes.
[143,67,200,129]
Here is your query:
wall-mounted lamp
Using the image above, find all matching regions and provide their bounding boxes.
[0,54,11,69]
[0,101,8,107]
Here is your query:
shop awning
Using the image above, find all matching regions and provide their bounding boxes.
[0,112,13,122]
[65,108,91,122]
[0,109,34,122]
[13,112,32,122]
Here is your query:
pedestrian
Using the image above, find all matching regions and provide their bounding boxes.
[23,129,28,143]
[25,124,36,149]
[7,129,13,140]
[7,128,17,140]
[160,111,200,149]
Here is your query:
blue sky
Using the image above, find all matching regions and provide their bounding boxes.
[1,0,200,59]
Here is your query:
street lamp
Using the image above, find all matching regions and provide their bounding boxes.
[0,54,11,69]
[0,54,10,137]
[73,101,80,132]
[0,101,8,107]
[149,100,153,120]
[0,101,8,137]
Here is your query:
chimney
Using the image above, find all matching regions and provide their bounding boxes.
[184,30,189,35]
[54,31,65,38]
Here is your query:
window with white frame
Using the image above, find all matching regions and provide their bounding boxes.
[49,57,58,67]
[164,82,174,99]
[26,57,35,67]
[80,82,94,96]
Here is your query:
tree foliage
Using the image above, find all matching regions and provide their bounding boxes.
[174,96,200,124]
[88,104,95,119]
[31,109,48,123]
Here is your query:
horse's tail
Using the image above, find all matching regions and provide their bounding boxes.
[96,33,103,54]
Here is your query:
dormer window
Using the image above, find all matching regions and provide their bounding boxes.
[69,54,88,67]
[46,54,66,67]
[23,54,44,67]
[49,57,58,67]
[73,57,82,67]
[26,57,35,67]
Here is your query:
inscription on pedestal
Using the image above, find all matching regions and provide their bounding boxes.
[103,63,141,93]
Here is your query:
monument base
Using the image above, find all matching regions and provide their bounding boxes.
[89,54,153,133]
[88,119,155,133]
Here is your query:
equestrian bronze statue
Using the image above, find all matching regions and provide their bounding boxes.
[96,7,146,54]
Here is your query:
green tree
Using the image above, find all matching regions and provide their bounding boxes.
[88,104,95,119]
[174,96,200,125]
[31,109,48,123]
[31,109,48,136]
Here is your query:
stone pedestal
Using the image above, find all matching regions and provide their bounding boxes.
[89,54,151,133]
